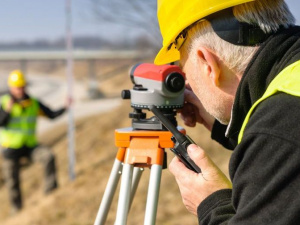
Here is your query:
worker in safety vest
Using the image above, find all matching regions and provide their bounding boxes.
[155,0,300,224]
[0,70,67,213]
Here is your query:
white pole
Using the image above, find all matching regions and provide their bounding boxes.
[65,0,76,180]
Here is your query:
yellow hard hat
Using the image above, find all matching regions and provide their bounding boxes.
[8,70,26,88]
[155,0,255,65]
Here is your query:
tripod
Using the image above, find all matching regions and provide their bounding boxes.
[94,127,184,225]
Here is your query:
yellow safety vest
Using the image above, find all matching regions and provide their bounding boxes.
[0,95,39,149]
[238,60,300,144]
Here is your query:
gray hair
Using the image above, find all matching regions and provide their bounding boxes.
[180,0,295,75]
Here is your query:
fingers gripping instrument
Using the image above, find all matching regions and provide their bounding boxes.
[149,105,201,173]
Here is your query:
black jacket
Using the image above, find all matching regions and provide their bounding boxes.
[198,26,300,224]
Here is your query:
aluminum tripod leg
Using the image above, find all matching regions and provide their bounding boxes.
[144,164,162,225]
[113,167,144,225]
[130,167,144,207]
[94,159,122,225]
[115,163,134,225]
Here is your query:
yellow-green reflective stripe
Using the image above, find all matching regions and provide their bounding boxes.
[7,124,35,130]
[238,60,300,144]
[4,128,35,135]
[9,116,36,124]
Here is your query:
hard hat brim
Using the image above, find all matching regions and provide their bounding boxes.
[8,81,26,88]
[154,44,180,65]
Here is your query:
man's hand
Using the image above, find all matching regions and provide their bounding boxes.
[169,144,232,216]
[180,85,215,131]
[5,97,15,113]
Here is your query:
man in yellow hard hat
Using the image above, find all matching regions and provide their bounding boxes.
[155,0,300,223]
[0,70,67,213]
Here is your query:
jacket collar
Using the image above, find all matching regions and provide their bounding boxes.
[225,26,300,143]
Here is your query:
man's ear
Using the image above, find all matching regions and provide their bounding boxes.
[196,47,221,86]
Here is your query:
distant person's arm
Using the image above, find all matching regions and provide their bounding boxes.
[38,101,66,119]
[0,97,14,126]
[0,106,10,126]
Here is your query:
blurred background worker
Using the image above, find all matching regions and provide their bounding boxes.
[0,70,67,213]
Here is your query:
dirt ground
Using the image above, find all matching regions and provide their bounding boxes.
[0,58,232,225]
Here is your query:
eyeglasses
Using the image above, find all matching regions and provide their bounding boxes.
[167,28,188,51]
[167,19,205,52]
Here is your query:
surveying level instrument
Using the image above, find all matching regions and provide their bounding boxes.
[94,63,200,225]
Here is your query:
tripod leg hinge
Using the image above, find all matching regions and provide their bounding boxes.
[116,147,126,161]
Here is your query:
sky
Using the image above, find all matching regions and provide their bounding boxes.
[0,0,299,43]
[0,0,112,42]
